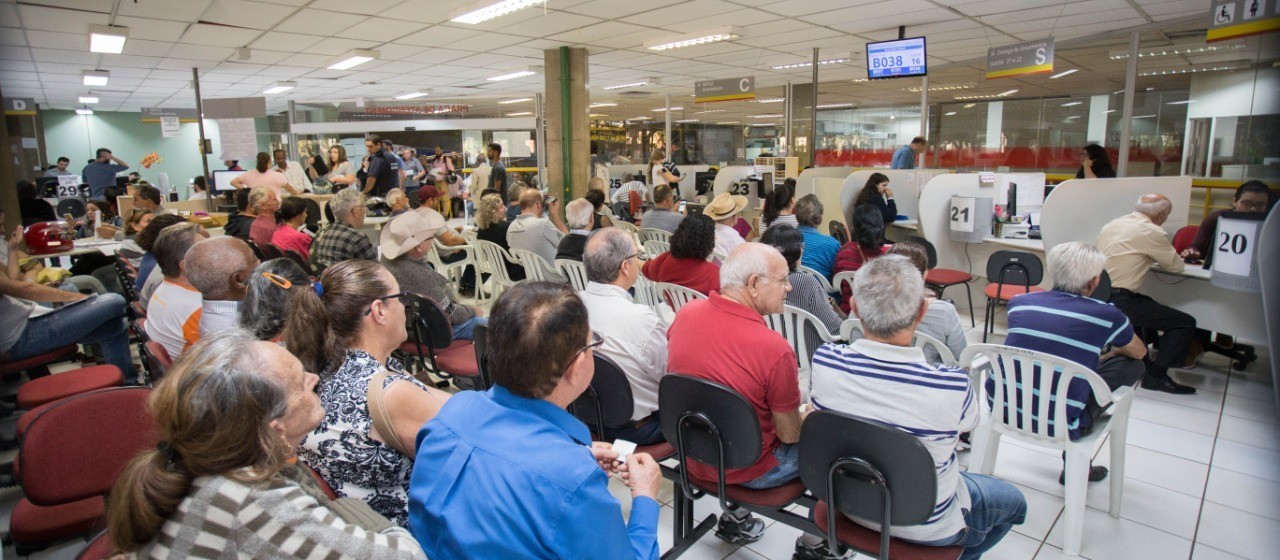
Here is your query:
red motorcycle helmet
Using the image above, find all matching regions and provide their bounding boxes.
[23,221,76,256]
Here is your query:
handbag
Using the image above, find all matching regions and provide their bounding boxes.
[366,370,413,457]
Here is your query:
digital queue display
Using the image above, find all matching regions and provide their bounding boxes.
[866,37,927,79]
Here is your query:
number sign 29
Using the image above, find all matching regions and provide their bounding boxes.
[1213,219,1257,277]
[950,196,975,233]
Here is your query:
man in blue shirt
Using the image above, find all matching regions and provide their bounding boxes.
[1002,241,1147,482]
[362,134,401,197]
[408,281,662,560]
[81,147,129,199]
[794,194,840,279]
[891,136,927,169]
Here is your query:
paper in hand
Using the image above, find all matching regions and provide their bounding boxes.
[612,439,638,464]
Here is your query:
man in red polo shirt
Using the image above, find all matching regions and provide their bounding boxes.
[667,242,812,548]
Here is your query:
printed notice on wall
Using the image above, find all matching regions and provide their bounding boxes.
[160,116,181,138]
[217,118,258,161]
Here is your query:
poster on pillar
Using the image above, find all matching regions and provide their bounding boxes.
[985,39,1054,79]
[1207,0,1280,42]
[695,77,755,103]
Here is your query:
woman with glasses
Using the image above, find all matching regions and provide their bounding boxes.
[287,260,451,526]
[1075,144,1116,179]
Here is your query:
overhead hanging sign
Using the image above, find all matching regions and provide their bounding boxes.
[695,77,755,103]
[3,98,36,115]
[203,97,267,119]
[1208,0,1280,42]
[986,38,1054,79]
[141,107,199,123]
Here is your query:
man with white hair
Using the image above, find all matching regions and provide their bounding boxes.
[810,256,1027,560]
[385,188,411,217]
[555,198,595,261]
[185,236,260,338]
[1096,193,1196,394]
[247,185,281,248]
[1003,241,1147,482]
[309,188,375,271]
[666,242,809,547]
[578,228,668,445]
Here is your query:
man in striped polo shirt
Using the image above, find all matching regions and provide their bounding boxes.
[811,256,1026,559]
[1003,241,1147,483]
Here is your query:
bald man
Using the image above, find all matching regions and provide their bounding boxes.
[185,236,260,338]
[1096,194,1196,395]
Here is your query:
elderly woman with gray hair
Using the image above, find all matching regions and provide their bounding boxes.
[309,187,375,272]
[555,198,595,261]
[241,258,311,342]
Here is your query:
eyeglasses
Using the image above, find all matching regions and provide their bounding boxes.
[755,273,789,285]
[563,332,604,373]
[364,291,412,315]
[619,252,640,267]
[1237,199,1268,211]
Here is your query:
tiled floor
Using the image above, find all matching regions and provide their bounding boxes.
[1,280,1275,559]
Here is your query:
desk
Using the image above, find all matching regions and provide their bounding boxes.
[1144,266,1268,346]
[982,237,1045,252]
[890,219,919,231]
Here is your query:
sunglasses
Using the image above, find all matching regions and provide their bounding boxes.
[364,291,413,315]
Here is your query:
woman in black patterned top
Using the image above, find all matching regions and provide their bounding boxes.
[287,260,451,525]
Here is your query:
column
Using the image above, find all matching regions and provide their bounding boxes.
[544,47,591,202]
[0,86,20,230]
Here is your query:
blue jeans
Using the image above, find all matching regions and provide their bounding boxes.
[603,414,666,446]
[739,443,801,489]
[7,293,136,384]
[917,472,1027,560]
[452,316,488,341]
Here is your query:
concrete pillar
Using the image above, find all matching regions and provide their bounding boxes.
[0,85,20,232]
[544,47,590,204]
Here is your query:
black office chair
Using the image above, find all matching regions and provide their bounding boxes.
[397,293,479,388]
[568,353,674,460]
[245,240,269,262]
[908,235,975,327]
[798,411,963,560]
[1092,270,1112,302]
[471,324,492,390]
[829,221,850,246]
[303,198,322,227]
[658,375,815,558]
[983,250,1044,342]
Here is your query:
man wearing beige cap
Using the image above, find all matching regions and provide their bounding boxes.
[704,192,749,261]
[380,211,486,340]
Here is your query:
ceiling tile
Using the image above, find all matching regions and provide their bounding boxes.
[200,1,299,30]
[497,12,602,37]
[0,4,19,29]
[167,44,236,61]
[302,38,381,57]
[23,31,82,51]
[118,0,213,22]
[113,17,192,42]
[98,54,164,69]
[275,10,368,36]
[15,4,110,32]
[249,32,323,52]
[30,48,97,65]
[397,25,481,47]
[309,0,403,16]
[179,23,262,47]
[546,21,648,45]
[0,45,31,61]
[122,39,175,57]
[335,18,428,41]
[564,0,683,19]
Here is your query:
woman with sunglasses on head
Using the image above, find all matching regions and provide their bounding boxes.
[286,260,451,526]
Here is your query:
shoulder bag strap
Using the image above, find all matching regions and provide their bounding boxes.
[366,370,413,457]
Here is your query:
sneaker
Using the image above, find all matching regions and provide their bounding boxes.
[793,537,850,560]
[715,511,765,544]
[1141,375,1196,395]
[1059,465,1109,485]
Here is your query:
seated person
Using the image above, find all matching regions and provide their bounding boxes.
[584,186,615,229]
[379,211,487,341]
[882,242,967,365]
[667,243,819,553]
[310,188,376,271]
[107,332,427,558]
[638,184,683,233]
[0,224,136,383]
[247,185,282,249]
[271,195,315,260]
[408,282,662,560]
[795,195,840,279]
[133,182,177,216]
[71,199,124,239]
[223,188,255,241]
[143,223,210,358]
[853,172,896,227]
[703,193,747,259]
[810,256,1027,559]
[289,260,452,525]
[475,192,525,281]
[759,225,842,358]
[507,189,567,267]
[185,236,259,338]
[1005,241,1147,482]
[611,173,650,218]
[555,198,594,261]
[1181,180,1273,260]
[579,228,669,445]
[416,186,475,290]
[16,180,55,226]
[834,205,890,313]
[1097,194,1195,394]
[385,188,411,216]
[641,214,720,296]
[240,258,310,342]
[133,214,189,307]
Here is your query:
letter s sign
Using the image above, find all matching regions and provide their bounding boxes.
[1035,47,1047,65]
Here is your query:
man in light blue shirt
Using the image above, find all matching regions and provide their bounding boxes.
[408,281,662,560]
[891,136,927,169]
[81,148,129,199]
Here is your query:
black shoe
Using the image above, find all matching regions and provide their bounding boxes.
[1059,465,1109,485]
[715,511,765,544]
[793,537,850,560]
[1142,375,1196,394]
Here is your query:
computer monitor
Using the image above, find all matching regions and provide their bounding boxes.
[35,177,60,198]
[1006,182,1018,218]
[1207,211,1264,293]
[212,170,246,192]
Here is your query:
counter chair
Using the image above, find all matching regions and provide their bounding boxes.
[982,250,1044,342]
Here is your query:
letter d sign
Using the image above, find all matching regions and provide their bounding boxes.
[12,100,26,111]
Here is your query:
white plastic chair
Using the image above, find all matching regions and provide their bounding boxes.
[633,274,660,309]
[642,240,670,259]
[959,344,1133,557]
[838,317,863,342]
[711,249,728,264]
[472,240,520,303]
[799,266,835,294]
[764,305,838,374]
[556,259,589,291]
[654,282,706,313]
[426,239,475,286]
[613,219,640,237]
[510,248,560,283]
[914,331,958,367]
[638,227,672,245]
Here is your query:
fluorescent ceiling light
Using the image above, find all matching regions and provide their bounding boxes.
[82,70,109,86]
[750,113,783,118]
[1139,65,1242,77]
[652,106,684,112]
[715,121,740,125]
[394,90,431,100]
[263,81,296,94]
[1061,101,1083,107]
[1109,43,1244,60]
[817,103,854,109]
[1167,100,1196,105]
[76,107,94,115]
[998,89,1019,96]
[1049,69,1078,79]
[589,113,608,118]
[507,112,533,116]
[487,66,541,82]
[327,49,379,70]
[1103,109,1117,114]
[500,98,532,104]
[944,111,957,116]
[629,116,652,120]
[79,96,99,104]
[88,25,128,54]
[1132,114,1156,118]
[772,57,850,70]
[589,102,617,108]
[674,119,700,123]
[748,123,775,127]
[603,80,653,90]
[963,103,976,108]
[645,26,742,51]
[754,98,785,103]
[451,0,547,25]
[697,109,727,114]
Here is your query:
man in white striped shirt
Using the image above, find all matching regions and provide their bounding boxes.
[810,256,1025,560]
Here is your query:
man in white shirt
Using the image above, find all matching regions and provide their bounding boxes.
[578,228,669,445]
[272,150,311,195]
[144,223,210,358]
[507,188,567,266]
[185,236,259,339]
[703,192,747,260]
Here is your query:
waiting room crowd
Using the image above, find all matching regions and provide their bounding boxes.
[1,140,1275,559]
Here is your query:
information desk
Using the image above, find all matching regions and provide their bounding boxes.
[1144,266,1268,346]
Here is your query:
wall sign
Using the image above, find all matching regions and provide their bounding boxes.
[141,107,199,123]
[3,98,36,116]
[695,77,755,103]
[950,196,976,233]
[986,39,1054,79]
[1208,0,1280,42]
[217,118,258,162]
[160,116,181,138]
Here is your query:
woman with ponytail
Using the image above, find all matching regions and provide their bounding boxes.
[759,181,797,235]
[285,260,450,526]
[106,331,426,558]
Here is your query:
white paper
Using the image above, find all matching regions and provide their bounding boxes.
[160,116,180,138]
[217,117,259,162]
[1213,219,1256,277]
[21,137,37,149]
[950,196,976,233]
[612,439,637,464]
